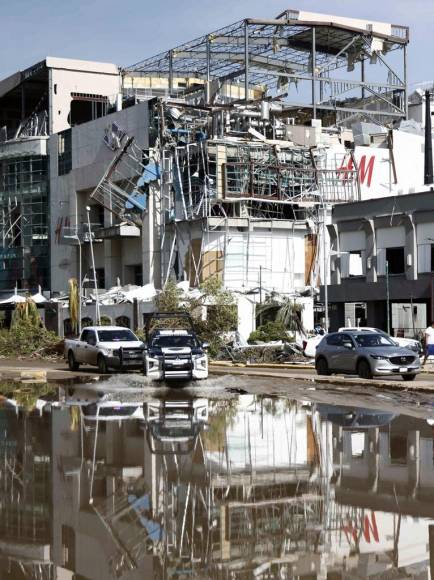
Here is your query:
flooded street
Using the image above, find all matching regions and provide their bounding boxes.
[1,375,434,579]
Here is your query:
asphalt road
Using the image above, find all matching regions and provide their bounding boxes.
[0,357,433,392]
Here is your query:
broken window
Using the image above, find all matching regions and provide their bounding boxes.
[340,250,365,278]
[389,435,407,464]
[351,432,365,458]
[385,247,405,274]
[69,93,109,126]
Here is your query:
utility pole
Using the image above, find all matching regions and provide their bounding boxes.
[322,203,329,332]
[259,265,262,305]
[86,206,100,325]
[78,236,82,334]
[386,260,390,335]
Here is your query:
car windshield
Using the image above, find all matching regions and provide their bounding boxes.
[152,335,198,348]
[354,333,395,347]
[97,329,138,342]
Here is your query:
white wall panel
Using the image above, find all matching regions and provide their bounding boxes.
[339,231,366,251]
[376,226,405,249]
[418,244,431,273]
[416,223,434,244]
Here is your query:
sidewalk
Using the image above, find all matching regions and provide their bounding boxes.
[0,358,98,383]
[209,362,434,393]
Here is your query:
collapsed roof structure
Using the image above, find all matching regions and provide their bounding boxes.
[125,9,409,126]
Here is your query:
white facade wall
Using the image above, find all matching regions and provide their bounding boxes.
[327,130,432,201]
[211,229,306,293]
[49,103,149,293]
[47,57,120,134]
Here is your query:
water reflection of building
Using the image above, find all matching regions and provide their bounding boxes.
[51,401,154,579]
[0,401,52,579]
[1,393,434,579]
[329,411,434,577]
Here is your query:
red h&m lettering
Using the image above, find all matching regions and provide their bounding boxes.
[361,512,379,542]
[343,512,379,544]
[337,154,375,187]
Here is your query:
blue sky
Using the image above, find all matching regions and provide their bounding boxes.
[0,0,432,86]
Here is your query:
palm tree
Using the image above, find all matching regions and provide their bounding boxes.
[68,278,79,334]
[276,298,305,334]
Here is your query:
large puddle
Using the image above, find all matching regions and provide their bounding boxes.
[1,376,434,579]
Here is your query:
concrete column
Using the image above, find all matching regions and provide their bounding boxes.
[408,430,420,498]
[404,213,417,280]
[368,428,379,493]
[364,219,377,283]
[104,239,122,288]
[142,181,161,287]
[328,224,340,285]
[143,429,157,517]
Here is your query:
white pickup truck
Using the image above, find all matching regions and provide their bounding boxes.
[64,326,145,373]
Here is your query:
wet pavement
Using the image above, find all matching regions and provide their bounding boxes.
[1,374,434,579]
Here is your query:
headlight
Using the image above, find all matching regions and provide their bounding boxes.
[370,355,388,360]
[194,355,207,367]
[101,348,120,357]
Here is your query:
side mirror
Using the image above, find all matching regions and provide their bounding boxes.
[88,337,96,346]
[202,342,210,350]
[343,342,353,350]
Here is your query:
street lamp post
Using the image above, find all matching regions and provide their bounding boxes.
[386,260,390,335]
[78,236,82,334]
[322,203,329,332]
[86,206,100,325]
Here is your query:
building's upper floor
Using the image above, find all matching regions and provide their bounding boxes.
[0,56,121,144]
[328,190,434,285]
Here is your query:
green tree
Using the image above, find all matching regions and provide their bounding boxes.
[150,277,238,355]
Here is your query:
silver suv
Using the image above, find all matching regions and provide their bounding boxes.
[315,331,420,381]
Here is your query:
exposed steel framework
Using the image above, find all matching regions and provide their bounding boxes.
[126,10,409,126]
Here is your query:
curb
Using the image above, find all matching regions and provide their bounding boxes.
[210,361,434,373]
[209,365,434,393]
[211,361,315,370]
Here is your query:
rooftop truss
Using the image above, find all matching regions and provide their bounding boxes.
[126,11,409,126]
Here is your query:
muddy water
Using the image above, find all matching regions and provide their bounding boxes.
[0,375,433,579]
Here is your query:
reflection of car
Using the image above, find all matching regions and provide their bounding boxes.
[317,404,395,428]
[81,401,144,421]
[144,399,208,453]
[315,331,421,380]
[65,326,145,373]
[338,327,422,355]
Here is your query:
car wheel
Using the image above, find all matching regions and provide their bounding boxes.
[316,357,330,376]
[97,355,109,374]
[402,374,416,381]
[68,351,79,371]
[357,359,372,380]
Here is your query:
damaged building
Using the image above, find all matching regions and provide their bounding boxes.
[0,9,422,336]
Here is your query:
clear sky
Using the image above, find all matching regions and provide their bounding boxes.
[0,0,432,87]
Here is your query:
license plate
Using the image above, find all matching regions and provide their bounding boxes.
[399,367,408,373]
